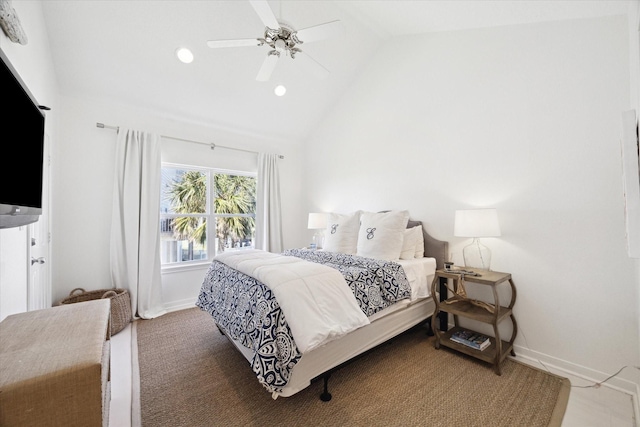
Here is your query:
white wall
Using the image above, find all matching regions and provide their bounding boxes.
[50,95,305,307]
[630,0,640,110]
[0,1,57,320]
[305,16,640,392]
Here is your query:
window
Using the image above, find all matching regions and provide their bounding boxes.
[160,163,256,267]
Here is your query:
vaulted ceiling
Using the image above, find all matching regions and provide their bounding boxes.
[41,0,630,142]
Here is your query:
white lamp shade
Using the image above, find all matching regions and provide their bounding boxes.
[307,212,328,230]
[454,209,501,237]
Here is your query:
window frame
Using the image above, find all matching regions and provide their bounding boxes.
[160,162,257,272]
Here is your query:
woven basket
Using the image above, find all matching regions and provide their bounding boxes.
[60,288,132,336]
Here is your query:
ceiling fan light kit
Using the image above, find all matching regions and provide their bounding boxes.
[260,24,301,57]
[206,0,343,82]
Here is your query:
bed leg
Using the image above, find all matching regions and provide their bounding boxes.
[438,277,448,332]
[425,317,434,336]
[320,373,332,402]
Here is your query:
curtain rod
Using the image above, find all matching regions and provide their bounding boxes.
[96,122,284,159]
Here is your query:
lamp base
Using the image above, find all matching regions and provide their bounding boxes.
[312,231,324,250]
[462,238,492,270]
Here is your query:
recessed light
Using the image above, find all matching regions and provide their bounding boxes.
[176,47,194,64]
[274,85,286,96]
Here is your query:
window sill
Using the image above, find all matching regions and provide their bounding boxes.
[161,261,211,275]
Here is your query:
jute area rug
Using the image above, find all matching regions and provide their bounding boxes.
[133,307,570,427]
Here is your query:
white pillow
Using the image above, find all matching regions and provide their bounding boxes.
[400,226,422,260]
[414,226,425,258]
[322,211,362,254]
[357,210,410,261]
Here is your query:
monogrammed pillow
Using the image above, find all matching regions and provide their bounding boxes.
[356,210,410,260]
[322,211,362,254]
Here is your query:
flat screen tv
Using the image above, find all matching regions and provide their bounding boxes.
[0,47,46,229]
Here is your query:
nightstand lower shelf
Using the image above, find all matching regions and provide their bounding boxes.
[436,326,514,369]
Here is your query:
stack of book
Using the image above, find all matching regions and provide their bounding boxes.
[450,329,491,351]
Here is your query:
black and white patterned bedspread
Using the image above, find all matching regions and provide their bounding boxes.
[283,249,411,316]
[196,249,411,394]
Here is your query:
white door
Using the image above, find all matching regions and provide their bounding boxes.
[28,133,51,310]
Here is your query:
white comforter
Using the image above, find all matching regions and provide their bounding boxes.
[215,249,370,353]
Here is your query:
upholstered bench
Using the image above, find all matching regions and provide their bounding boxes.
[0,299,111,427]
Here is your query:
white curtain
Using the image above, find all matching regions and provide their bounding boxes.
[255,153,283,252]
[110,128,166,319]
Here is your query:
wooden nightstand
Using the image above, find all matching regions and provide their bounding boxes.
[431,268,517,375]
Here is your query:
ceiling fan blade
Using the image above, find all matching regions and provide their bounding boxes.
[295,20,344,44]
[296,51,330,80]
[256,53,279,82]
[249,0,279,30]
[206,38,261,48]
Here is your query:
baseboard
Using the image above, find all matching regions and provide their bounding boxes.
[513,343,637,395]
[163,299,197,314]
[513,342,640,425]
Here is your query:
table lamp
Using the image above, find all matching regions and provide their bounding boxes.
[454,208,501,270]
[307,212,327,249]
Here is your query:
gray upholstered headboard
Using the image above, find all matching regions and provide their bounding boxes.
[407,219,448,270]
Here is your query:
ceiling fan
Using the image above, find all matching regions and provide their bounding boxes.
[207,0,344,81]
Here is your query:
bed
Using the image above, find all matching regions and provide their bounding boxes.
[196,211,448,400]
